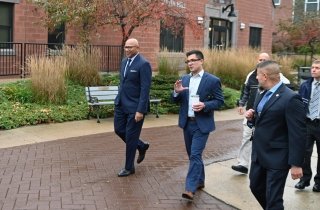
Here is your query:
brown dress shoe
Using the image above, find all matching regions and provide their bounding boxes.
[182,191,194,201]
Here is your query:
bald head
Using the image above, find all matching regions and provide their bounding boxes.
[126,38,139,47]
[124,38,140,58]
[257,53,270,64]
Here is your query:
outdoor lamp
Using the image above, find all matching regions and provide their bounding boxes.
[222,4,237,17]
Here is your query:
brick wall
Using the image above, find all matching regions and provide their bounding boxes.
[236,0,274,53]
[7,0,277,72]
[273,0,293,32]
[14,0,47,43]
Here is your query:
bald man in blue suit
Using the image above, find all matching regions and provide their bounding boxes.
[114,38,152,177]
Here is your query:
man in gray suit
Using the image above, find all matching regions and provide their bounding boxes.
[245,61,306,209]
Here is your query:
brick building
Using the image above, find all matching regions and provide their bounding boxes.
[1,0,288,76]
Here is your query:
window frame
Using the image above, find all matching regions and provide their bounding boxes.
[249,27,262,49]
[0,2,14,45]
[159,20,184,52]
[305,0,320,12]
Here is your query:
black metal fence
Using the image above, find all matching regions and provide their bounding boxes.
[0,43,122,77]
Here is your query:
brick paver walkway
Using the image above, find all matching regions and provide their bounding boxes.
[0,120,242,210]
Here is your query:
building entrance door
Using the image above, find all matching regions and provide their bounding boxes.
[208,18,232,50]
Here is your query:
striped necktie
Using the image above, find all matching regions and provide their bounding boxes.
[309,82,320,120]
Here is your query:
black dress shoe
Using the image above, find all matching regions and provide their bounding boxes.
[118,168,135,177]
[182,191,194,201]
[231,165,248,174]
[137,143,149,164]
[294,180,310,189]
[313,183,320,192]
[197,183,205,190]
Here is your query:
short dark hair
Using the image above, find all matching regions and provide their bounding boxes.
[186,50,204,60]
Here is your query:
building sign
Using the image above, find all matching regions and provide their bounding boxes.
[163,0,186,9]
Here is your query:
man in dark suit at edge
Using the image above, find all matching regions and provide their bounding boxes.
[172,50,224,201]
[295,60,320,192]
[114,38,151,177]
[245,60,306,209]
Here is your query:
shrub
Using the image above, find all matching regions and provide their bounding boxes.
[0,74,240,130]
[202,48,257,90]
[27,55,67,104]
[64,46,102,86]
[157,50,184,76]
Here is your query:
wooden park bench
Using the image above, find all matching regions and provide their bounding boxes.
[85,86,161,123]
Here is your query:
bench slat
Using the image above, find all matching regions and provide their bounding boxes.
[86,90,119,95]
[87,86,118,91]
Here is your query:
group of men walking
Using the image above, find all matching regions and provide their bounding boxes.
[113,37,319,210]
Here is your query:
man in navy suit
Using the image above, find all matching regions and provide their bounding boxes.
[295,60,320,192]
[245,61,306,209]
[114,38,152,177]
[172,50,224,200]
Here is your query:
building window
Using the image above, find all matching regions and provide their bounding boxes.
[0,2,13,45]
[208,18,232,50]
[249,27,262,48]
[48,23,65,49]
[273,0,281,6]
[305,0,320,12]
[160,21,184,52]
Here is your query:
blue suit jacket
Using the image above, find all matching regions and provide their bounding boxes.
[251,84,306,169]
[172,72,224,133]
[115,54,152,114]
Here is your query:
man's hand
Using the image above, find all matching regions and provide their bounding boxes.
[174,80,188,93]
[135,112,144,122]
[238,106,245,115]
[192,102,205,112]
[291,166,303,180]
[245,109,255,121]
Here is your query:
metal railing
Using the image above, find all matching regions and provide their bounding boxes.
[0,42,122,77]
[0,43,23,76]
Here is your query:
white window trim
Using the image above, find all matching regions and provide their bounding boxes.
[274,0,281,6]
[304,0,320,12]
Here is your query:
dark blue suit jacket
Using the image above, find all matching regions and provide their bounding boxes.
[115,54,152,114]
[251,84,306,169]
[172,72,224,133]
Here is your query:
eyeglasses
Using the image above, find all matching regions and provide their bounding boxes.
[185,59,201,64]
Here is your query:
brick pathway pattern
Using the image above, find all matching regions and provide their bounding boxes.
[0,120,242,210]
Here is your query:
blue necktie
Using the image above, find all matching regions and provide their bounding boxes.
[257,91,272,115]
[124,58,131,76]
